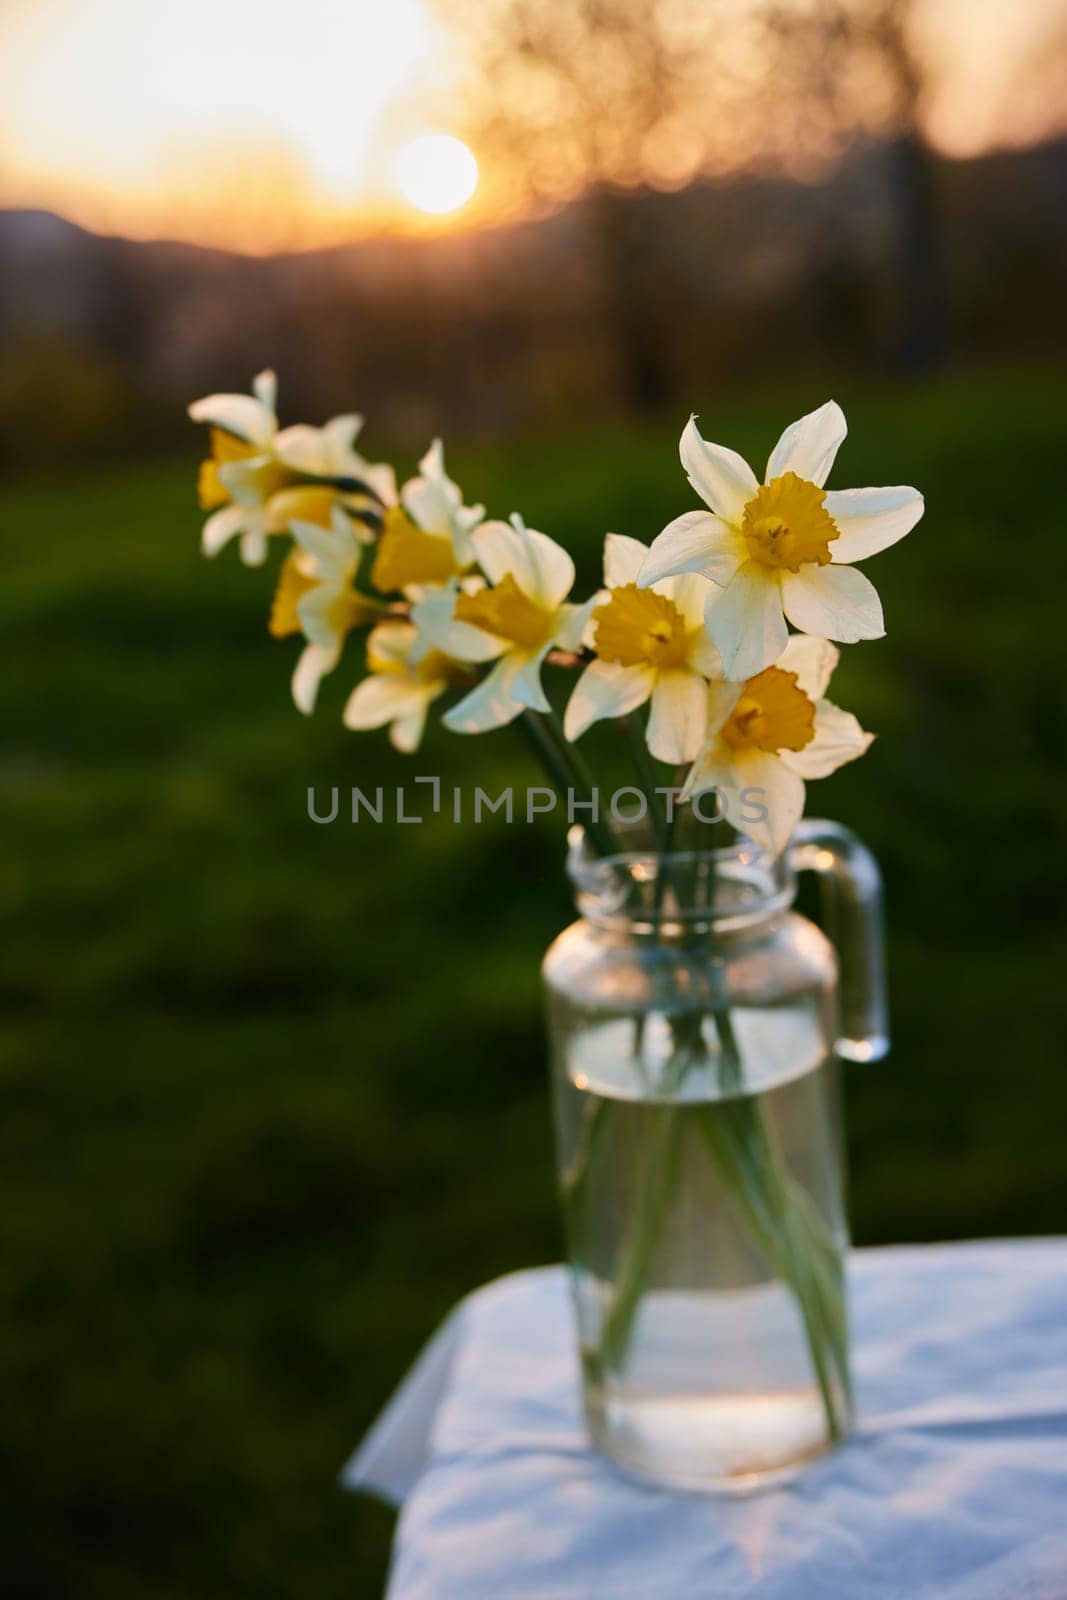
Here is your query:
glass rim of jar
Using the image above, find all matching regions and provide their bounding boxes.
[566,825,796,936]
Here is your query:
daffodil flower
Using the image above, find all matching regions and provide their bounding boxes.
[416,514,594,734]
[273,414,397,510]
[563,533,720,763]
[343,622,471,752]
[270,507,383,714]
[638,402,924,680]
[682,635,873,857]
[265,416,397,549]
[371,440,483,596]
[263,483,380,549]
[189,370,292,566]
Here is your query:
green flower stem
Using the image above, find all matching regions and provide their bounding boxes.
[599,1105,685,1371]
[579,830,850,1446]
[622,713,668,841]
[693,1096,847,1439]
[540,707,849,1444]
[517,709,621,860]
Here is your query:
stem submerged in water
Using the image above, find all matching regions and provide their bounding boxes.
[537,706,850,1449]
[566,795,850,1446]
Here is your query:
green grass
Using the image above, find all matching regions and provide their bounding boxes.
[2,363,1065,1596]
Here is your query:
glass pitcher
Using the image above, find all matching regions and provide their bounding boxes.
[542,819,887,1492]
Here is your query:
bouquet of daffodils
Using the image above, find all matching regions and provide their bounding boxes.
[190,371,921,855]
[189,372,923,1442]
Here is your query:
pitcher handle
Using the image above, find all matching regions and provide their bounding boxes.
[789,819,889,1063]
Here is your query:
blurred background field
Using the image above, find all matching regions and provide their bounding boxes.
[4,365,1066,1598]
[2,0,1066,1596]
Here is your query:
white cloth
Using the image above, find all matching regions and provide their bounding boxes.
[343,1241,1067,1599]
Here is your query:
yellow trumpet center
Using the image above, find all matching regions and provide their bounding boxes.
[198,429,261,510]
[453,573,555,651]
[416,648,471,687]
[592,584,689,670]
[269,552,316,638]
[721,666,816,754]
[264,485,340,534]
[329,588,383,636]
[367,631,469,687]
[742,473,839,572]
[372,507,459,593]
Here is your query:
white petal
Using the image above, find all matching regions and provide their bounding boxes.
[703,677,744,738]
[824,486,924,563]
[290,516,357,578]
[722,748,806,859]
[274,420,367,480]
[366,621,417,670]
[564,660,654,741]
[680,737,736,803]
[766,401,846,487]
[402,439,481,554]
[554,595,599,653]
[417,438,445,482]
[201,504,245,557]
[239,527,268,567]
[680,416,759,524]
[686,627,723,679]
[411,585,505,663]
[638,510,746,590]
[603,532,648,587]
[273,424,324,475]
[580,590,609,649]
[705,563,788,681]
[449,508,484,568]
[472,518,574,609]
[322,413,364,457]
[647,671,707,764]
[403,471,454,539]
[508,647,552,713]
[781,699,874,779]
[363,462,398,507]
[668,572,714,632]
[188,392,274,448]
[252,369,278,416]
[343,674,428,730]
[780,564,884,643]
[442,654,529,734]
[390,699,434,753]
[296,584,345,649]
[292,641,340,715]
[776,634,839,700]
[217,455,275,508]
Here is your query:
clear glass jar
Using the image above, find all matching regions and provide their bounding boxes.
[542,821,887,1492]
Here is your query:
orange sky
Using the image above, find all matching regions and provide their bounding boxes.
[0,0,1062,251]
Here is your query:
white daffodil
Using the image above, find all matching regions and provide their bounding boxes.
[415,514,593,734]
[371,439,484,596]
[189,370,291,566]
[682,635,873,858]
[273,414,397,509]
[343,622,471,753]
[638,402,924,681]
[269,506,383,714]
[189,368,278,454]
[564,533,720,763]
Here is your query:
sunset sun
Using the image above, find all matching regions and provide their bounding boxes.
[395,133,479,216]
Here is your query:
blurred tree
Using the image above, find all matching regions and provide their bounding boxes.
[440,0,957,384]
[437,0,735,412]
[756,0,948,368]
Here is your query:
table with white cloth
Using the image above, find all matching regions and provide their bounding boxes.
[343,1240,1067,1600]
